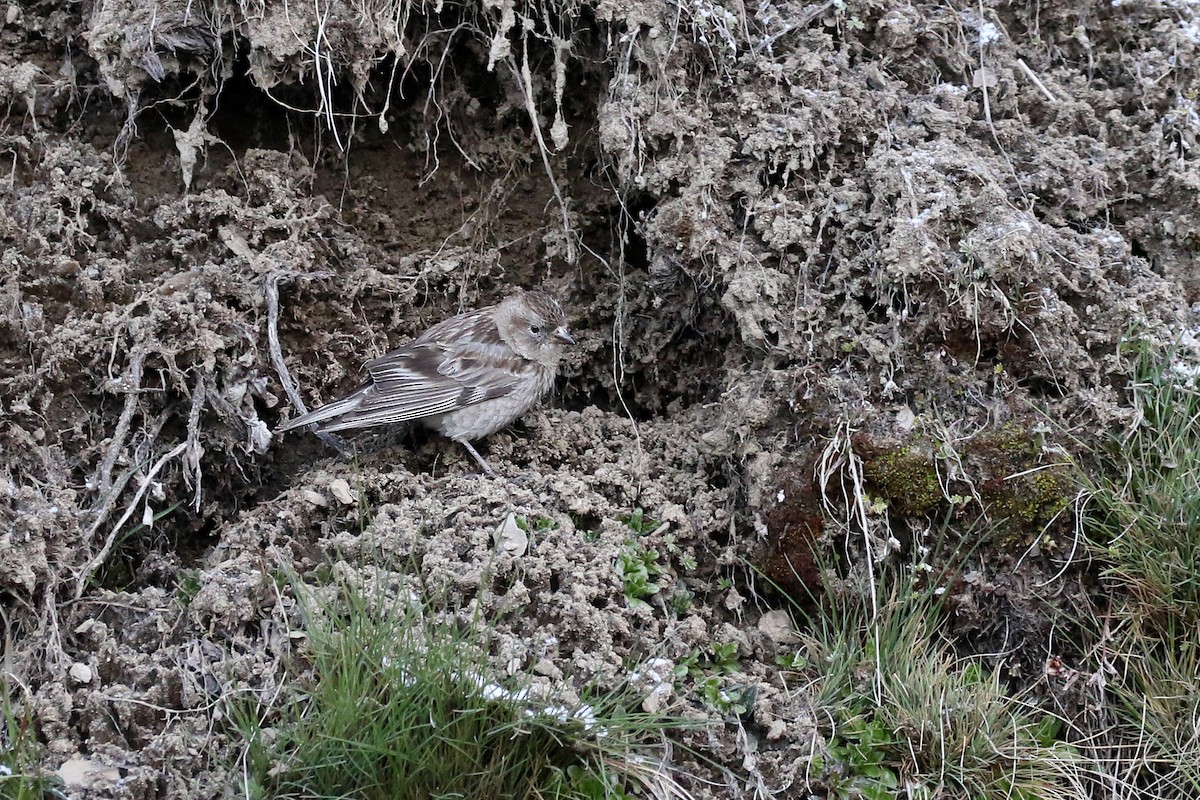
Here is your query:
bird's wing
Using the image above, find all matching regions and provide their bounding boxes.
[314,340,525,432]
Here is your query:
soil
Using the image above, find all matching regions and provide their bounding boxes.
[2,0,1198,797]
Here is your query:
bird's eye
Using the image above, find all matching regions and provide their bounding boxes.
[530,324,542,334]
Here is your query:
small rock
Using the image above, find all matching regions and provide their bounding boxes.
[493,513,528,557]
[757,610,799,644]
[641,682,672,714]
[301,489,327,507]
[723,585,745,614]
[328,478,355,505]
[56,758,120,789]
[766,719,787,740]
[68,662,92,685]
[532,658,560,678]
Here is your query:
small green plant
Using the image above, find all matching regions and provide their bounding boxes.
[516,515,557,534]
[659,534,698,574]
[1,684,62,800]
[669,643,738,682]
[774,651,808,670]
[547,766,639,800]
[697,677,751,718]
[831,0,866,32]
[669,641,749,717]
[175,570,202,607]
[811,717,900,800]
[705,641,739,674]
[670,650,702,684]
[305,562,335,585]
[267,568,289,590]
[234,578,694,800]
[617,542,662,610]
[620,508,661,535]
[667,584,693,616]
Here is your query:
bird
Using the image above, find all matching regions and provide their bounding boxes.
[275,289,574,475]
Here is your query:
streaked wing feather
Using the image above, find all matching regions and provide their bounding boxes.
[316,387,463,431]
[316,340,525,432]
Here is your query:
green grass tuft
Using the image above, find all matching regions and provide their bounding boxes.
[1084,343,1200,623]
[1078,341,1200,798]
[767,532,1085,800]
[235,577,693,800]
[800,583,1081,799]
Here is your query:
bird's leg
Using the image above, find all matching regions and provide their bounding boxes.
[457,439,496,477]
[316,430,354,458]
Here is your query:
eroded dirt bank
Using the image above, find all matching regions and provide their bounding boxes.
[2,0,1199,796]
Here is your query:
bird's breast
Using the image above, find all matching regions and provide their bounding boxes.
[426,364,554,441]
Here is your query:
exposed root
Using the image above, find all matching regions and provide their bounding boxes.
[508,25,577,264]
[263,270,312,421]
[1017,58,1061,104]
[263,269,349,455]
[74,440,188,601]
[93,348,146,499]
[183,371,206,512]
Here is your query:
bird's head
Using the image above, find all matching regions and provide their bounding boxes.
[496,290,574,367]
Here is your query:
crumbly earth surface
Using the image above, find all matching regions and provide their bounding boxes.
[2,0,1198,797]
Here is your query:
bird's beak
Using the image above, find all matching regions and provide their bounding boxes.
[553,326,575,345]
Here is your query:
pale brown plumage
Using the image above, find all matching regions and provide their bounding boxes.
[276,290,574,474]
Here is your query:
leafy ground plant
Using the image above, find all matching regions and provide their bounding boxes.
[234,576,693,800]
[617,541,663,610]
[617,508,668,610]
[1079,342,1200,798]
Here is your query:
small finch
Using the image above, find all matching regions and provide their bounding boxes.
[276,289,574,475]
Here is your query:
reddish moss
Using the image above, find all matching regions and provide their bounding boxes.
[758,468,825,602]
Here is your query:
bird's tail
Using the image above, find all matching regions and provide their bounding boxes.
[274,384,369,434]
